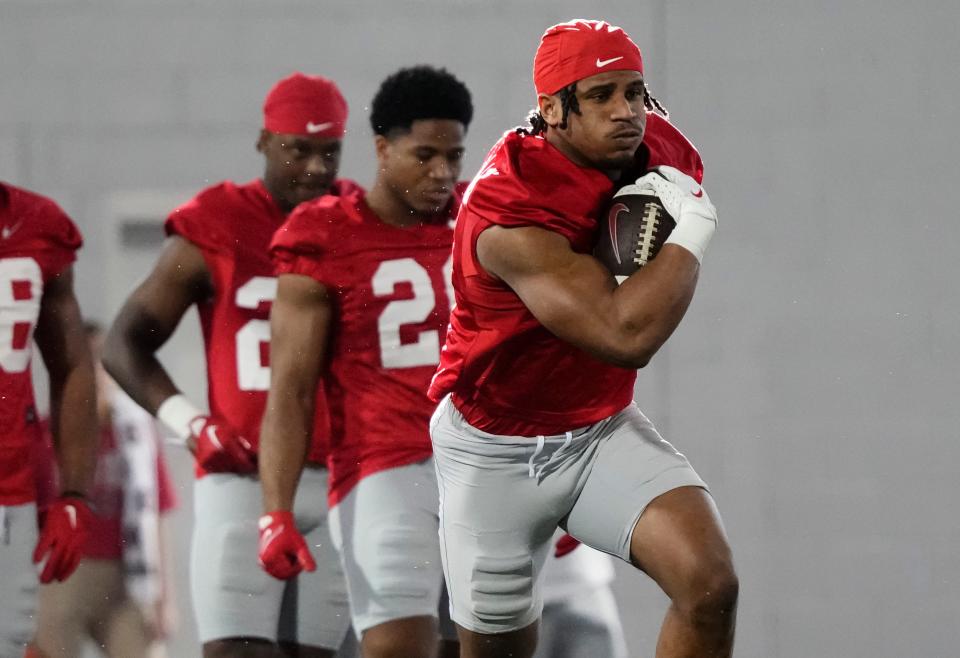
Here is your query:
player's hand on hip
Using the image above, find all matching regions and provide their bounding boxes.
[258,510,316,580]
[554,533,582,558]
[33,495,93,583]
[634,165,718,263]
[189,416,257,473]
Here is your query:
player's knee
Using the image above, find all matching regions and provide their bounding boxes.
[468,554,535,630]
[361,620,437,658]
[676,561,739,625]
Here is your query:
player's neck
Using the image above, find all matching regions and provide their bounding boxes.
[366,180,425,228]
[545,130,621,181]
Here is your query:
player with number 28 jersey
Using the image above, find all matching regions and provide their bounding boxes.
[259,66,474,657]
[271,180,460,505]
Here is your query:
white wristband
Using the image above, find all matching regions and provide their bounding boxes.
[664,204,717,264]
[156,394,204,443]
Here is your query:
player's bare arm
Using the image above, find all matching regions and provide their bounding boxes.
[33,265,97,495]
[102,235,212,414]
[259,272,333,512]
[477,225,699,369]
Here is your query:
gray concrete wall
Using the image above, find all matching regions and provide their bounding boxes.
[4,1,958,656]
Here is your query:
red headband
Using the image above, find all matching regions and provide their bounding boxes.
[533,19,644,96]
[263,72,348,139]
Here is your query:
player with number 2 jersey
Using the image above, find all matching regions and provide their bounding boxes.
[103,74,353,657]
[259,66,473,658]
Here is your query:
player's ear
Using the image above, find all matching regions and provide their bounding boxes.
[374,134,391,166]
[538,93,562,128]
[256,129,272,154]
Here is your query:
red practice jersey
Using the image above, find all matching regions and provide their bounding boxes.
[271,184,464,505]
[429,114,704,437]
[0,182,82,505]
[166,179,357,475]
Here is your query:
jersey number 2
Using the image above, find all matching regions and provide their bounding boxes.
[373,257,453,369]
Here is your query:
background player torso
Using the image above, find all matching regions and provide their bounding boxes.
[274,188,460,504]
[0,183,81,504]
[165,179,336,472]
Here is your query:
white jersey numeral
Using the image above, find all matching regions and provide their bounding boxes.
[234,276,278,391]
[373,257,452,369]
[0,257,43,374]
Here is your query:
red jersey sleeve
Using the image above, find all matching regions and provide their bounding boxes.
[641,113,705,184]
[270,196,343,285]
[1,188,84,281]
[164,183,236,254]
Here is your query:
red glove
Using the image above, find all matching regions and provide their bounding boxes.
[258,511,316,580]
[189,416,257,473]
[554,533,581,558]
[33,496,93,583]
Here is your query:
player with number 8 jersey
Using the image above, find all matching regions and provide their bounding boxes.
[1,182,99,655]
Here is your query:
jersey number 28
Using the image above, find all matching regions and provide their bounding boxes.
[373,256,453,369]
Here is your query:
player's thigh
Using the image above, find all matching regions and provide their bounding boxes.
[430,398,573,635]
[628,485,735,603]
[328,459,445,636]
[191,473,285,643]
[277,467,351,652]
[0,504,40,656]
[565,403,708,560]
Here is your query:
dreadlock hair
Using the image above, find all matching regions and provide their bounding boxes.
[517,80,669,136]
[370,65,474,137]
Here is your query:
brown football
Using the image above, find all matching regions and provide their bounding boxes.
[594,186,677,278]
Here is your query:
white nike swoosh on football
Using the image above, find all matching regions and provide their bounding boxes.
[306,121,334,133]
[596,56,625,68]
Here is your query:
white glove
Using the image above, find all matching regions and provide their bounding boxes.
[631,166,718,263]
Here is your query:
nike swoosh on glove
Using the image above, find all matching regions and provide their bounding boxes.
[554,533,582,558]
[258,510,316,580]
[190,416,257,473]
[33,496,93,583]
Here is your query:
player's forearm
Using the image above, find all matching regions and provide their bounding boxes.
[49,358,98,495]
[259,394,312,511]
[608,245,700,367]
[103,307,182,415]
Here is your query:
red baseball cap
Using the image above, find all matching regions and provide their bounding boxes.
[533,20,644,96]
[263,72,348,139]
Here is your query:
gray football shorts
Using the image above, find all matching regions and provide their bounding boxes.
[191,469,350,649]
[328,458,454,639]
[430,395,707,634]
[0,503,39,658]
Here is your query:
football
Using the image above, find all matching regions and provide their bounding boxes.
[594,182,677,278]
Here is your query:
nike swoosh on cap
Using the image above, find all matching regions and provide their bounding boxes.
[306,121,334,133]
[596,56,625,68]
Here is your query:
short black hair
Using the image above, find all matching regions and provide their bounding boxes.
[370,66,473,137]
